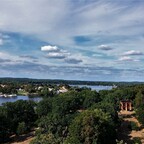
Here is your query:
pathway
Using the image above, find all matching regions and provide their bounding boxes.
[118,111,144,144]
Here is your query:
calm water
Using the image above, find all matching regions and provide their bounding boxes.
[71,85,113,91]
[0,85,112,105]
[0,95,42,106]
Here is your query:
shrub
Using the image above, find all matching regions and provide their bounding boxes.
[132,137,142,144]
[17,122,27,135]
[130,121,139,131]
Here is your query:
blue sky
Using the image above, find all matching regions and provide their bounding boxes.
[0,0,144,81]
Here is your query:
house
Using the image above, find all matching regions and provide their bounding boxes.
[57,86,68,94]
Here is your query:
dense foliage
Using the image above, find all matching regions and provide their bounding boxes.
[0,100,37,142]
[1,80,144,143]
[66,109,116,144]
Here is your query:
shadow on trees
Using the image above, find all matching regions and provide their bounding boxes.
[117,120,135,144]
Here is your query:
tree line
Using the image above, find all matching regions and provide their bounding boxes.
[1,84,144,143]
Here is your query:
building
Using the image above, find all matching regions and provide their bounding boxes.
[120,100,132,111]
[57,86,68,94]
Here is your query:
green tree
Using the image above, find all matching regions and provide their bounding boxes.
[90,101,118,124]
[66,109,116,144]
[81,90,101,109]
[30,133,61,144]
[36,98,52,117]
[0,107,11,143]
[17,122,27,135]
[3,100,37,133]
[136,104,144,125]
[134,91,144,126]
[134,91,144,109]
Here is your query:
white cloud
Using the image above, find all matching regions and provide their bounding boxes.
[0,52,10,58]
[123,50,143,56]
[0,38,3,45]
[0,0,143,52]
[0,0,143,47]
[46,52,68,59]
[98,45,113,51]
[41,45,59,52]
[119,56,132,61]
[118,56,139,62]
[0,0,144,80]
[41,45,71,59]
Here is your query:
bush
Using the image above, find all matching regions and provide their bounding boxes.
[132,137,142,144]
[66,109,116,144]
[130,121,139,131]
[17,122,27,135]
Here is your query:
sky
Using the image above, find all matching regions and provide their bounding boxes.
[0,0,144,81]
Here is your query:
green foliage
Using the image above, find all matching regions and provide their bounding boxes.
[3,100,37,133]
[135,104,144,125]
[38,113,76,138]
[52,92,81,115]
[66,109,116,144]
[90,101,118,124]
[134,91,144,109]
[80,89,101,109]
[130,121,139,131]
[17,122,27,135]
[0,84,17,94]
[132,137,142,144]
[30,133,61,144]
[116,140,127,144]
[2,81,144,143]
[0,106,11,143]
[36,98,52,117]
[38,86,55,97]
[135,91,144,126]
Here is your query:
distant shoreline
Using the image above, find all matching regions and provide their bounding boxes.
[0,77,144,86]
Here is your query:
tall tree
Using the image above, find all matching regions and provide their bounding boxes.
[66,109,116,144]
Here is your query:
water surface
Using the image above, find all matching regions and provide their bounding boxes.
[70,85,113,91]
[0,95,42,106]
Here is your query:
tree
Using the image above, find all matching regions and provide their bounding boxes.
[134,91,144,126]
[36,98,52,117]
[0,107,11,143]
[136,104,144,126]
[90,101,118,124]
[17,122,27,135]
[66,109,116,144]
[30,133,61,144]
[134,91,144,109]
[52,93,81,115]
[80,89,101,109]
[3,100,37,133]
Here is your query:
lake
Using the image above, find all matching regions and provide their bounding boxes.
[0,85,113,105]
[70,85,113,91]
[0,95,42,106]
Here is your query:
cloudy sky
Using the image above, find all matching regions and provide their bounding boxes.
[0,0,144,81]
